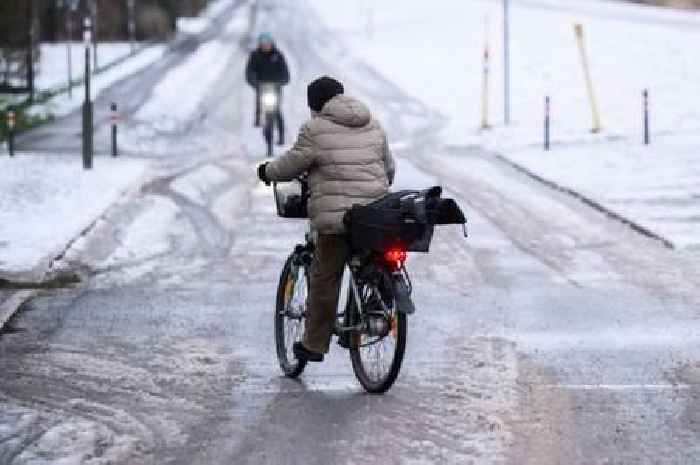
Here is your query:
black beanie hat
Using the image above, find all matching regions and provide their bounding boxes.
[307,76,344,112]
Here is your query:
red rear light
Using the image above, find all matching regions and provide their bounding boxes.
[384,248,407,264]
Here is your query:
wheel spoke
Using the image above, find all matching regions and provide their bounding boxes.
[356,284,400,384]
[281,265,308,366]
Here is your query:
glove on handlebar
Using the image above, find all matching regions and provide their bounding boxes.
[258,163,271,186]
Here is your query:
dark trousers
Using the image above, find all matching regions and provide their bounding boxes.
[304,234,349,354]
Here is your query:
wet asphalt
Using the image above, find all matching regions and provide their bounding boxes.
[2,1,700,464]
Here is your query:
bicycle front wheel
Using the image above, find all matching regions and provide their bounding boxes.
[348,272,407,394]
[275,254,308,378]
[264,115,275,157]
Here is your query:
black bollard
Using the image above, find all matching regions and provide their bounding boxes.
[7,110,15,157]
[544,96,550,151]
[82,17,93,170]
[110,102,118,157]
[643,89,650,145]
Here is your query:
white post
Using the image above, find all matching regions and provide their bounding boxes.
[364,0,374,40]
[481,14,490,129]
[128,0,136,54]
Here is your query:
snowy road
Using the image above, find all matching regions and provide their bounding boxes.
[2,1,700,464]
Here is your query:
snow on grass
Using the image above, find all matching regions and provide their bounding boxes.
[308,0,700,146]
[35,42,135,91]
[177,17,210,36]
[307,0,700,247]
[134,40,234,133]
[202,0,235,20]
[27,45,166,120]
[0,155,149,277]
[508,134,700,248]
[177,0,236,36]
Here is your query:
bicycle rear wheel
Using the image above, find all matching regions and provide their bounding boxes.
[348,271,407,393]
[275,254,308,377]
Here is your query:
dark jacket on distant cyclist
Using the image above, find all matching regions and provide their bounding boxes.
[264,94,395,234]
[245,47,290,87]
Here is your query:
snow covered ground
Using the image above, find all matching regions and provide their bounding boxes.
[35,43,137,91]
[508,133,700,249]
[28,45,166,121]
[307,0,700,248]
[0,155,149,279]
[134,41,233,133]
[0,0,240,281]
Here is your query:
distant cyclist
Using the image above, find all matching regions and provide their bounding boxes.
[245,32,290,145]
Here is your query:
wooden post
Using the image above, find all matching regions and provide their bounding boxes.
[574,23,601,133]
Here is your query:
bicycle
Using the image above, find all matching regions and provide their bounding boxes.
[272,176,467,393]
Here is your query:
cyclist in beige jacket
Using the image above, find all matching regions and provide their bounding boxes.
[258,76,394,361]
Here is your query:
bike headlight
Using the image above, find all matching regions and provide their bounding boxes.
[262,92,278,109]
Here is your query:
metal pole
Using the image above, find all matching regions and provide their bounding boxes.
[65,3,73,98]
[544,96,550,151]
[481,14,490,130]
[110,102,118,157]
[7,111,16,157]
[128,0,136,54]
[27,0,35,103]
[82,17,93,170]
[92,0,98,71]
[503,0,511,125]
[643,89,650,145]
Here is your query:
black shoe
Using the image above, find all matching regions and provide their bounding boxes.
[293,342,324,362]
[277,140,284,146]
[337,333,351,349]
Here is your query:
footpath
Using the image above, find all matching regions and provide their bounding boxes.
[0,154,149,328]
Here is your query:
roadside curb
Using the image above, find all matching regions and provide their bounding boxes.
[0,290,38,330]
[495,154,675,250]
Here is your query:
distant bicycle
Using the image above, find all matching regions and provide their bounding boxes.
[259,83,281,157]
[273,175,467,393]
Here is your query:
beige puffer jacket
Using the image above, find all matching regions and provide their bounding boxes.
[265,95,395,234]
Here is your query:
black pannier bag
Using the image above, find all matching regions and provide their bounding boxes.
[344,186,467,253]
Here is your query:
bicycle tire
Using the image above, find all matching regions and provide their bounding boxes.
[348,270,407,394]
[275,254,308,378]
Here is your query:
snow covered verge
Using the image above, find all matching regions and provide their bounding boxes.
[506,134,700,249]
[306,0,700,248]
[27,45,167,121]
[35,43,139,92]
[0,155,149,281]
